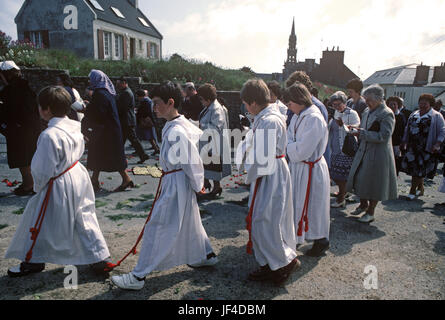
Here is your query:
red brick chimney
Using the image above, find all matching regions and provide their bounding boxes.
[432,63,445,83]
[414,63,430,86]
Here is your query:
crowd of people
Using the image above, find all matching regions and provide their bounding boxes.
[0,59,444,289]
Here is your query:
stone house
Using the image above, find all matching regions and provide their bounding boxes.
[15,0,163,61]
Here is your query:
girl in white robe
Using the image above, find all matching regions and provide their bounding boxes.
[111,82,217,291]
[238,79,298,286]
[5,86,110,277]
[285,83,331,257]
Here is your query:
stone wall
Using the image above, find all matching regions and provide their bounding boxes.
[19,68,243,130]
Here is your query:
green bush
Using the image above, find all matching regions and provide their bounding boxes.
[32,49,252,90]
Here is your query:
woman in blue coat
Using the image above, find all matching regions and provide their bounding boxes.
[82,70,133,192]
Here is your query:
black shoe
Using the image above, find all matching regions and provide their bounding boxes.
[13,185,36,197]
[305,239,330,257]
[271,258,301,286]
[89,259,112,276]
[137,154,150,164]
[113,181,135,192]
[8,262,45,278]
[248,265,274,281]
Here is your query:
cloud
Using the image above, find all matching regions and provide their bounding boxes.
[2,0,445,81]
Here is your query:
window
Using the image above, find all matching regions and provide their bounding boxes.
[138,17,150,27]
[111,7,125,19]
[89,0,104,11]
[29,31,43,48]
[104,31,112,58]
[150,43,157,58]
[139,39,143,51]
[114,34,123,59]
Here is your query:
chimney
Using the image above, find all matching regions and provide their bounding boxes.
[432,63,445,83]
[414,64,430,86]
[128,0,138,9]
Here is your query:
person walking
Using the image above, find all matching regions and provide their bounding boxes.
[116,77,149,164]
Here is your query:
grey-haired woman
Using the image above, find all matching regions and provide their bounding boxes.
[346,85,397,223]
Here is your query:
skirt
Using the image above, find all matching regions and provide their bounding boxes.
[330,153,354,181]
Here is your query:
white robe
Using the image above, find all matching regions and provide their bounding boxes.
[5,117,110,265]
[237,106,297,271]
[132,115,214,278]
[287,105,330,244]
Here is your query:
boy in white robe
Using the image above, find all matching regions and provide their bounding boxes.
[111,81,217,290]
[284,83,330,257]
[5,86,111,277]
[237,79,299,286]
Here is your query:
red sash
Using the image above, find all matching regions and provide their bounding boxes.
[297,157,322,237]
[105,169,182,271]
[245,155,285,255]
[25,161,79,262]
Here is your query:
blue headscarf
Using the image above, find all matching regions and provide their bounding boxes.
[88,69,116,96]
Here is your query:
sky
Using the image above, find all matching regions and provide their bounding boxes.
[1,0,445,79]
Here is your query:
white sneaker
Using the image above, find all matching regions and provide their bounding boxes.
[331,200,346,208]
[111,273,145,290]
[188,255,219,268]
[406,194,416,201]
[358,213,375,224]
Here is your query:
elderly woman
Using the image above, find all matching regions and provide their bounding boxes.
[328,91,360,208]
[81,70,132,192]
[346,84,398,223]
[197,83,231,199]
[285,83,330,256]
[401,94,445,200]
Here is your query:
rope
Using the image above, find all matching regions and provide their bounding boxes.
[104,169,182,271]
[297,157,322,237]
[245,155,285,255]
[25,161,79,263]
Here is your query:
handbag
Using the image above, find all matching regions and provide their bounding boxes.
[342,133,359,157]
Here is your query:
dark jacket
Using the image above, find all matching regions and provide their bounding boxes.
[392,112,407,146]
[116,87,136,128]
[347,97,368,119]
[136,97,154,124]
[182,94,204,121]
[0,78,42,168]
[82,88,127,172]
[399,107,412,121]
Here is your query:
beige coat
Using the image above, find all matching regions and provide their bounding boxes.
[346,103,398,201]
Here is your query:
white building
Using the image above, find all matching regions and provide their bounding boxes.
[364,63,445,110]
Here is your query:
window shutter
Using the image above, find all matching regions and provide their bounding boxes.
[147,42,151,58]
[42,30,50,49]
[156,45,160,59]
[97,30,104,60]
[123,37,128,60]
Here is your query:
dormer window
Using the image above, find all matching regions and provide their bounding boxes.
[89,0,104,11]
[138,17,150,27]
[111,7,125,19]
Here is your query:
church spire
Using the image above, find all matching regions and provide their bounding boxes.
[287,18,297,65]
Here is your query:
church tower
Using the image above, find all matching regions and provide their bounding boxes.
[283,18,298,80]
[287,18,297,64]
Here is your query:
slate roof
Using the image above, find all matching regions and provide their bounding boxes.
[87,0,163,39]
[364,64,435,86]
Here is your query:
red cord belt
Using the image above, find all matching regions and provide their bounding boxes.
[25,161,79,263]
[245,155,285,255]
[105,169,182,271]
[297,157,322,237]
